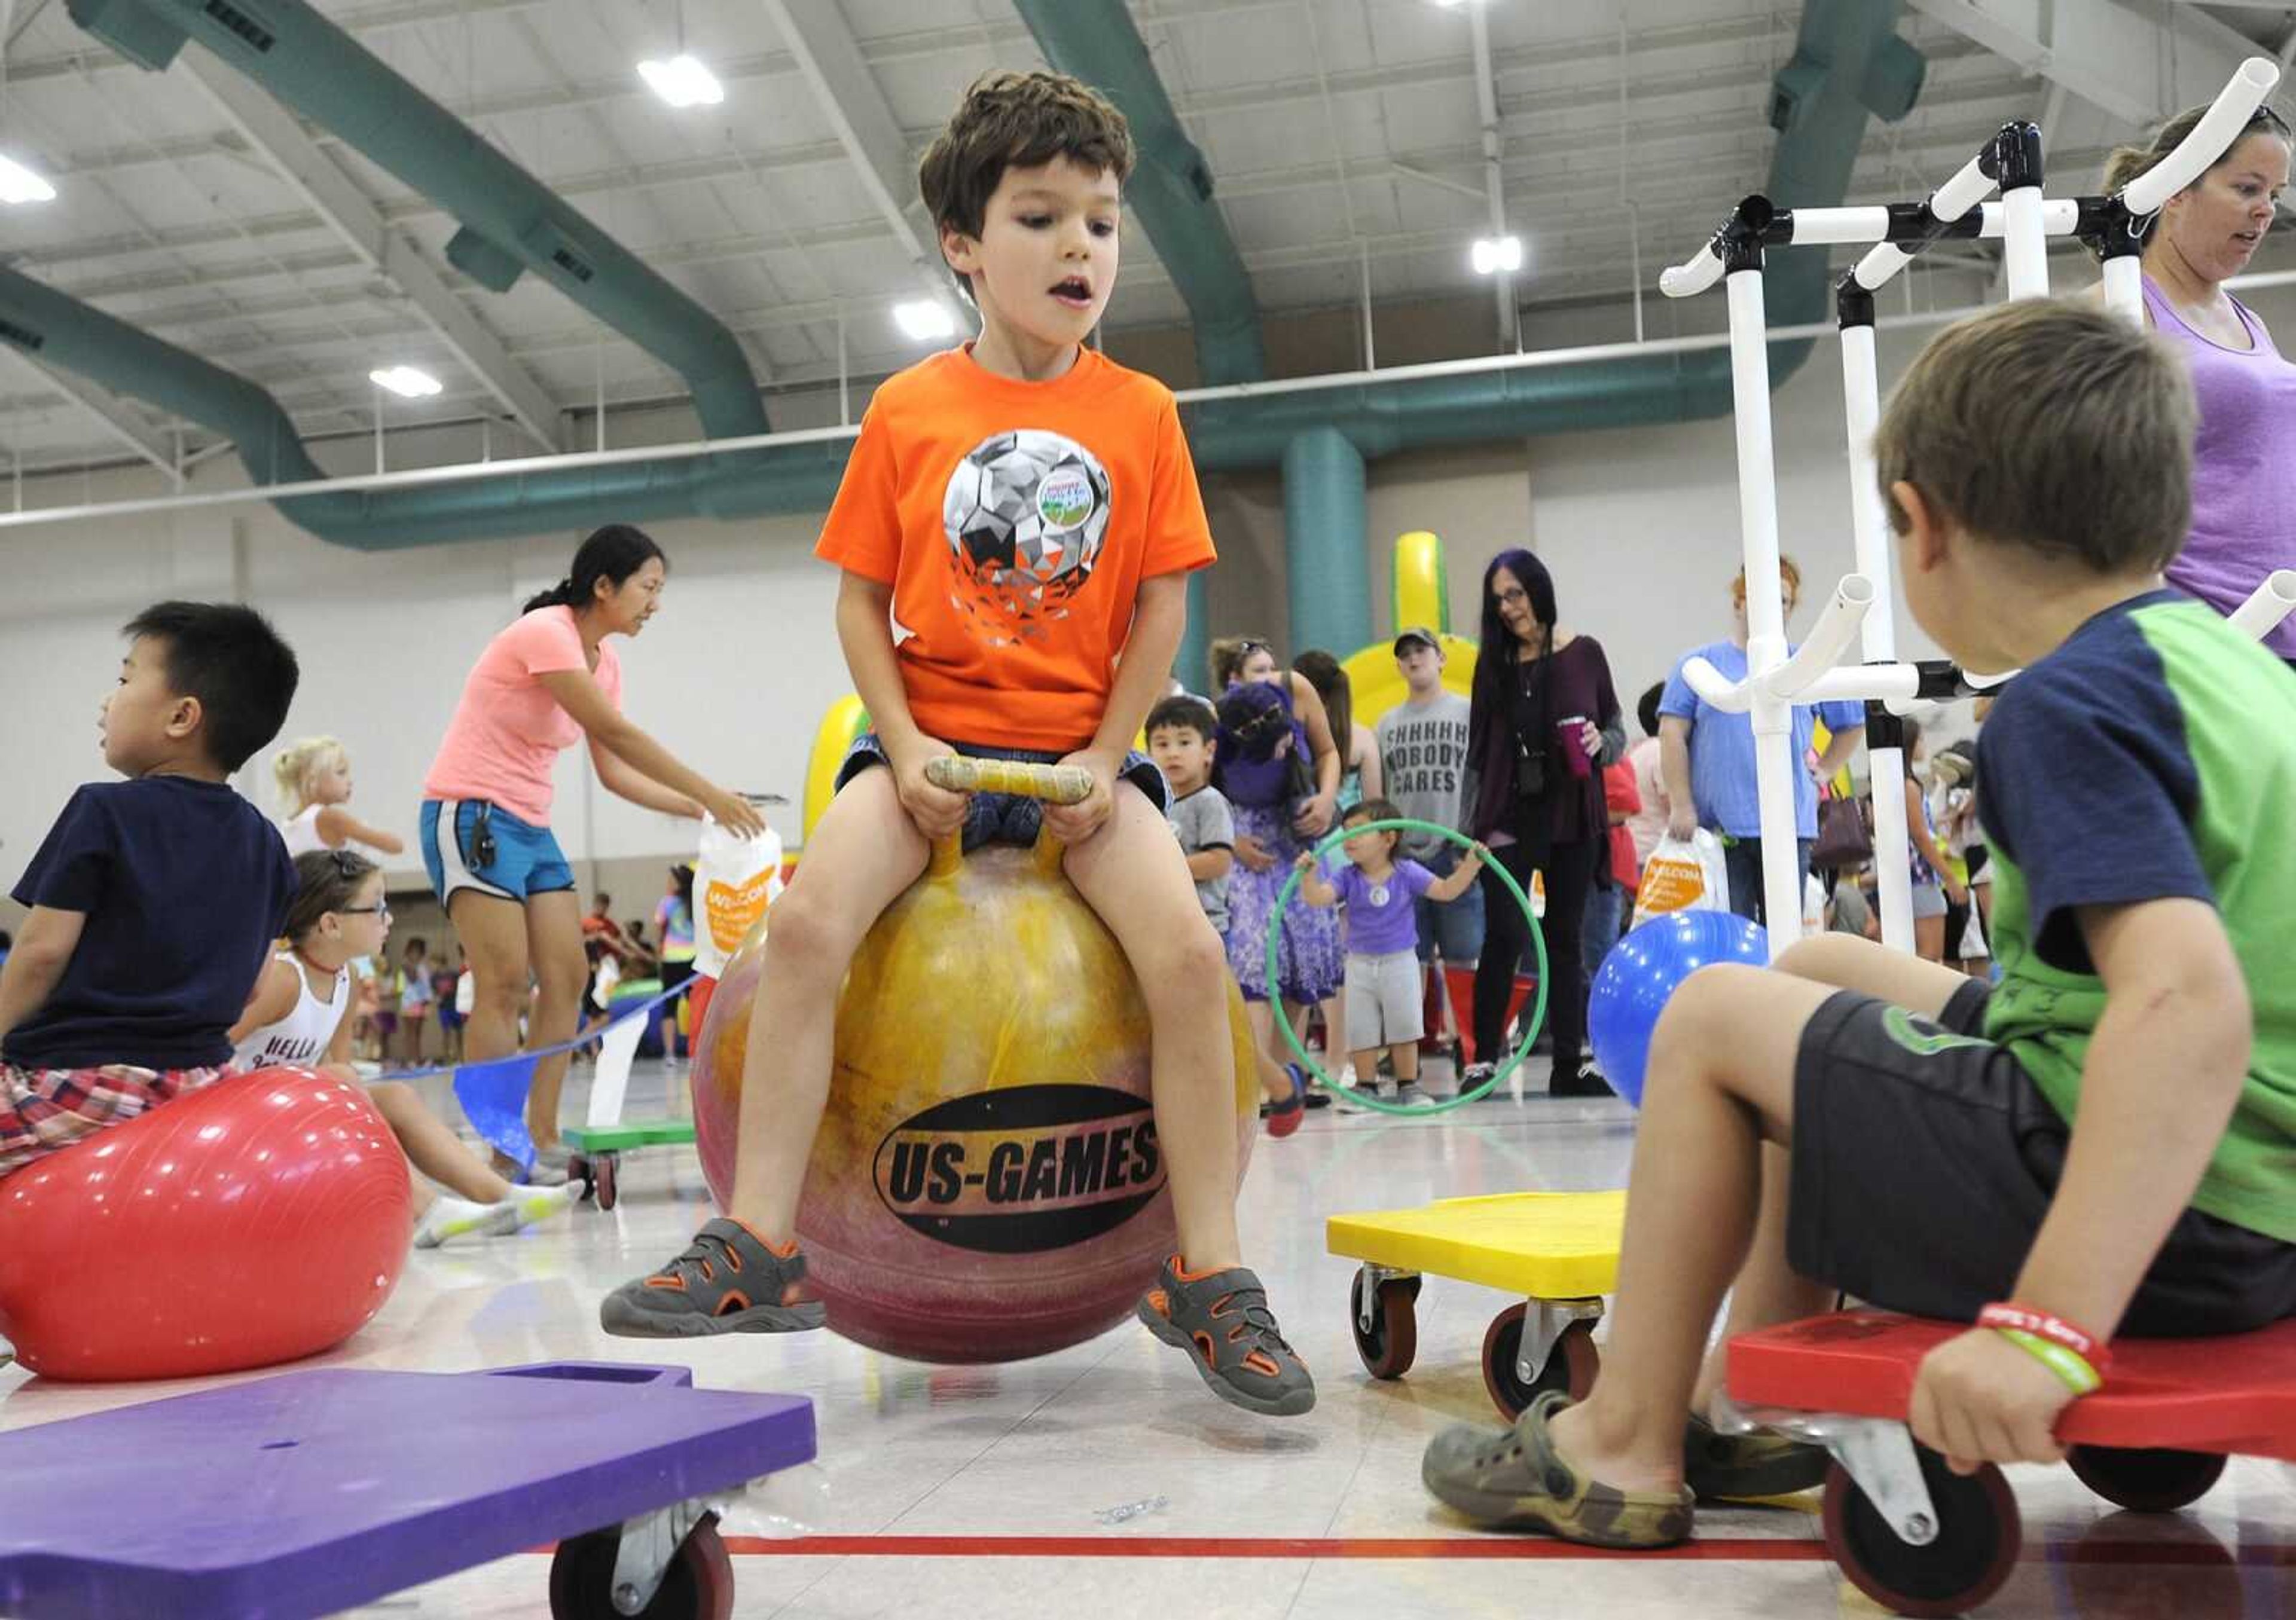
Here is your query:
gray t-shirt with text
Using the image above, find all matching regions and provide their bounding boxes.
[1376,691,1473,860]
[1168,785,1236,929]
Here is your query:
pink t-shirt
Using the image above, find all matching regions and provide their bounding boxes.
[1623,736,1671,871]
[422,607,622,826]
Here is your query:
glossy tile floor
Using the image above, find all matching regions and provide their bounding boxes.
[3,1056,2289,1618]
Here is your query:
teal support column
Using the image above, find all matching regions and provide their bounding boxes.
[1283,427,1370,656]
[1176,571,1211,691]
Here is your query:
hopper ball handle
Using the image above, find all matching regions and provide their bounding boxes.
[923,756,1095,804]
[920,756,1096,877]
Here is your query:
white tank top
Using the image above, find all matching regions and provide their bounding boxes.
[280,803,327,857]
[233,953,350,1070]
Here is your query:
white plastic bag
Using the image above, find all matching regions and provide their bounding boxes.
[694,816,785,979]
[1632,829,1730,927]
[1958,903,1990,962]
[583,1009,648,1130]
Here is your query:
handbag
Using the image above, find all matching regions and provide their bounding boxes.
[1512,736,1549,800]
[1811,792,1874,870]
[1509,649,1553,803]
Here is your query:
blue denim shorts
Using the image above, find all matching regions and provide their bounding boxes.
[836,735,1168,851]
[420,798,576,904]
[1412,842,1486,964]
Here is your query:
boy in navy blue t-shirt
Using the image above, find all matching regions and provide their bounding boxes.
[0,602,300,1176]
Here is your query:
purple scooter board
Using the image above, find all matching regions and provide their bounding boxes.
[0,1361,815,1619]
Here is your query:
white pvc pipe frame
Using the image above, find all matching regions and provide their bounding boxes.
[1666,56,2286,956]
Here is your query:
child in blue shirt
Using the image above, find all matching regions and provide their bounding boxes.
[0,602,301,1177]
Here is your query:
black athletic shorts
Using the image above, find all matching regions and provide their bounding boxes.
[1787,979,2296,1337]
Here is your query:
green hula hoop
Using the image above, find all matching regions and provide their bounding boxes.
[1263,817,1547,1117]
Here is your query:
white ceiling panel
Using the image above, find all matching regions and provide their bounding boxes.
[0,0,2277,469]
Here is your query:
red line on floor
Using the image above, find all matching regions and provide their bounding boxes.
[721,1536,1825,1560]
[2045,1541,2296,1569]
[719,1535,2296,1565]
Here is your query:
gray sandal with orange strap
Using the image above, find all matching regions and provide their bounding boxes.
[1136,1255,1315,1416]
[599,1216,826,1337]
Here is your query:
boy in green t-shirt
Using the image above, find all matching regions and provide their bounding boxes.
[1424,299,2296,1547]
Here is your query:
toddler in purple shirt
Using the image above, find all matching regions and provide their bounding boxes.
[1296,799,1485,1099]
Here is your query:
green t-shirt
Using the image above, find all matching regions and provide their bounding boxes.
[1980,592,2296,1242]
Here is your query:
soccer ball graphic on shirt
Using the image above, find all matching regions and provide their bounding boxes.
[942,429,1112,641]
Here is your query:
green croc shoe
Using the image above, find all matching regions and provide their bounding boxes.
[1422,1392,1695,1548]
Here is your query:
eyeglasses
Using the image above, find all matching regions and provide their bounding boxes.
[1494,586,1531,606]
[339,903,391,921]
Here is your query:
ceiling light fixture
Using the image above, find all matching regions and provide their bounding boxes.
[1470,234,1523,275]
[893,299,958,341]
[0,154,57,206]
[369,365,444,399]
[638,54,725,109]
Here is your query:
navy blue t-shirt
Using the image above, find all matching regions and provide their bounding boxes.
[5,777,297,1071]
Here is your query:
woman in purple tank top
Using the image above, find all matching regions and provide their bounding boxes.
[1207,636,1345,1072]
[2102,104,2295,664]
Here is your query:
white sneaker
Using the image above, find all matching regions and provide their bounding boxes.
[1376,1080,1398,1101]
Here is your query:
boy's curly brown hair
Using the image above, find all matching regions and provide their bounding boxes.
[918,71,1135,251]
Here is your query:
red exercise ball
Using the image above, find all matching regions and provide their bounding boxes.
[0,1066,411,1381]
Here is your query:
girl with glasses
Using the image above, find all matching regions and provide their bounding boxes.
[229,849,581,1248]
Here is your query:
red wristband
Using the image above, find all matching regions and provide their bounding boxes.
[1977,1303,2109,1371]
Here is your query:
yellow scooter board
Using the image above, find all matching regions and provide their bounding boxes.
[1326,1190,1626,1420]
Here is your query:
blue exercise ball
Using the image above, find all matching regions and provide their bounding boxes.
[1589,910,1770,1107]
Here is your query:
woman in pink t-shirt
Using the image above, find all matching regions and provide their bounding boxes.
[420,525,764,1179]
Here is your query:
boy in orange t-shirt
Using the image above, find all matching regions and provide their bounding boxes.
[603,70,1312,1416]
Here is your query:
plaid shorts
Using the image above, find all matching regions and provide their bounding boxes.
[0,1060,234,1180]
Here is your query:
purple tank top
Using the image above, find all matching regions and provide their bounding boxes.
[1214,679,1306,808]
[2143,276,2296,656]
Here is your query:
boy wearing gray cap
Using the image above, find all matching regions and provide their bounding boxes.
[1375,629,1482,1071]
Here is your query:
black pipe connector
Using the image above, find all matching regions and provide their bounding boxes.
[1714,194,1778,274]
[1980,122,2045,192]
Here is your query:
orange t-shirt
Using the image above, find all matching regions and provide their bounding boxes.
[815,345,1216,751]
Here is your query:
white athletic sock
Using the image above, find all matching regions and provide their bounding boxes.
[414,1195,497,1249]
[484,1179,585,1237]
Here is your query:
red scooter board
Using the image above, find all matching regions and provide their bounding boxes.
[1726,1312,2296,1616]
[1729,1309,2296,1463]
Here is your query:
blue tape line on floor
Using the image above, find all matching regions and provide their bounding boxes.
[370,977,693,1084]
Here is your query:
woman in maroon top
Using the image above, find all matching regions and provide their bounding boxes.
[1463,549,1626,1096]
